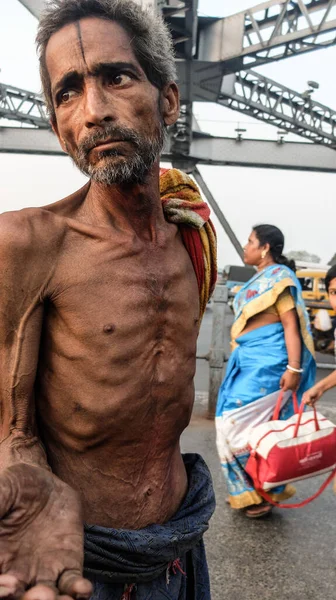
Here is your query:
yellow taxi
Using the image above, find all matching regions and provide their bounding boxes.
[296,269,333,316]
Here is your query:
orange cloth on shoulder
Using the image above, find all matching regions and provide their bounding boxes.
[160,168,217,318]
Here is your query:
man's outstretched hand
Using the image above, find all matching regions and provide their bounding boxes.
[0,464,92,600]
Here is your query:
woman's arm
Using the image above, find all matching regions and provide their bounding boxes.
[279,308,302,391]
[302,370,336,405]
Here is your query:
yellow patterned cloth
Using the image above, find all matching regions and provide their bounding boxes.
[231,268,315,356]
[160,168,217,318]
[263,287,296,317]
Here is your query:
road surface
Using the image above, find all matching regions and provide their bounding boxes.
[182,305,336,600]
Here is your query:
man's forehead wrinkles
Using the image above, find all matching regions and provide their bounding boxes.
[76,20,88,67]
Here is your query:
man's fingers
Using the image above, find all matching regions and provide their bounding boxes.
[57,572,92,600]
[0,575,25,599]
[21,583,58,600]
[0,589,15,600]
[0,577,91,600]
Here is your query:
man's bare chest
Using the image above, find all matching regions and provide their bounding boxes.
[37,234,200,438]
[45,234,200,353]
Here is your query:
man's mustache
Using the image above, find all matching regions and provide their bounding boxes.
[78,126,140,156]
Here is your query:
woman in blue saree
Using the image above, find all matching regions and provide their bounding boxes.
[216,225,316,518]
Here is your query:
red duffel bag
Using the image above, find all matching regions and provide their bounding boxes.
[245,391,336,508]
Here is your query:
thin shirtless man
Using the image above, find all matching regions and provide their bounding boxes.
[0,2,216,599]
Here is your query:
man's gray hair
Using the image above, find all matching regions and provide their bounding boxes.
[36,0,177,122]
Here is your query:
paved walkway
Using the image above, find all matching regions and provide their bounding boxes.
[186,305,336,599]
[181,393,336,600]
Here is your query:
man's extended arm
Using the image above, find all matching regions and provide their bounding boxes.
[0,211,92,600]
[0,211,50,466]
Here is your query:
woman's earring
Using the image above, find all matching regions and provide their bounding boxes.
[261,250,267,259]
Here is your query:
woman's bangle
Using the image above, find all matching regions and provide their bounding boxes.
[286,364,303,374]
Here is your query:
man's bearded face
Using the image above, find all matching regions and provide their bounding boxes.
[67,121,166,185]
[46,18,174,186]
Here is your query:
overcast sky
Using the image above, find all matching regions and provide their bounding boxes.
[0,0,335,268]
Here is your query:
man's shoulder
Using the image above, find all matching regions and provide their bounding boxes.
[0,207,59,248]
[0,206,68,272]
[0,183,89,253]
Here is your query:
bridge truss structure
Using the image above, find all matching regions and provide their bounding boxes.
[1,0,336,259]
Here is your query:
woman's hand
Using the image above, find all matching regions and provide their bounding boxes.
[302,385,324,406]
[280,369,301,391]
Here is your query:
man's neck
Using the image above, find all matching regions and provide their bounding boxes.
[84,164,167,242]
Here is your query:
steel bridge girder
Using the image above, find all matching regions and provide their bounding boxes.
[2,126,336,173]
[198,0,336,71]
[219,69,336,148]
[0,83,49,129]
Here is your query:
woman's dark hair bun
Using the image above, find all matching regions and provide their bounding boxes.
[275,254,296,272]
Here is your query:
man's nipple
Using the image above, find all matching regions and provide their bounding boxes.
[103,323,116,334]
